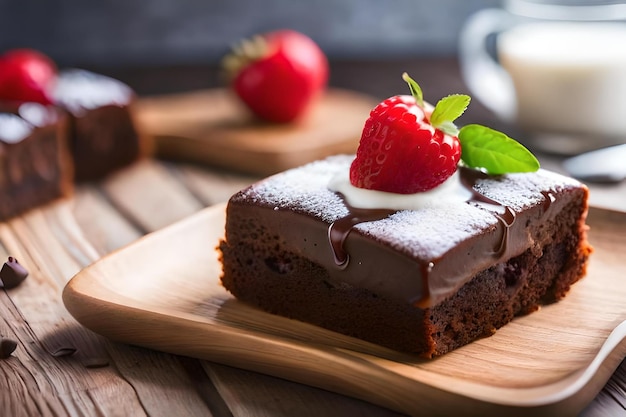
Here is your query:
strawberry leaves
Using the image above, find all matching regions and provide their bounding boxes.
[402,72,424,107]
[402,72,539,175]
[431,94,471,135]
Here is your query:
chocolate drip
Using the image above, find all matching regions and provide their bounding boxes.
[327,168,518,286]
[328,199,394,267]
[458,167,516,257]
[541,190,556,213]
[491,206,516,257]
[418,261,435,307]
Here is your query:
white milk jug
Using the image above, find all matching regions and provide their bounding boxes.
[459,0,626,154]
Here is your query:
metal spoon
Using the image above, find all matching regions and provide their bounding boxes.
[562,144,626,183]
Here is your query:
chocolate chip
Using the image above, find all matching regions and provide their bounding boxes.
[0,338,17,359]
[0,257,29,289]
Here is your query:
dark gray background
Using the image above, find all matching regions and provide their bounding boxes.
[0,0,499,68]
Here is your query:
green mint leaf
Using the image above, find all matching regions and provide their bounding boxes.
[402,72,424,107]
[430,94,471,130]
[458,124,540,174]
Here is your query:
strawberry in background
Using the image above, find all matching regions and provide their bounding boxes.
[222,29,329,123]
[0,48,57,105]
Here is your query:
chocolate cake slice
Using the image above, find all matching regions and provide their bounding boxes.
[0,105,73,220]
[0,68,149,221]
[218,155,592,357]
[52,69,150,181]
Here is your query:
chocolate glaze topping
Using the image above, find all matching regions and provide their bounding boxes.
[328,202,394,267]
[230,155,583,308]
[458,168,517,257]
[327,167,526,304]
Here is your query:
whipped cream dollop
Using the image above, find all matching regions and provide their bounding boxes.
[328,168,473,211]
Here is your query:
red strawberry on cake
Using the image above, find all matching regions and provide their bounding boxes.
[350,75,463,193]
[349,73,539,195]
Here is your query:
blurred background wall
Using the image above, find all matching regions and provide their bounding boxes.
[0,0,499,68]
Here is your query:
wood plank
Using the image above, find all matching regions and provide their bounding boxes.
[103,345,216,417]
[73,186,143,254]
[170,162,258,206]
[72,174,225,417]
[0,177,219,417]
[0,202,148,417]
[100,159,204,233]
[206,362,405,417]
[136,88,376,176]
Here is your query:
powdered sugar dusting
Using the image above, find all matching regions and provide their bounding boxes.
[232,155,582,259]
[357,204,497,259]
[236,155,351,223]
[471,169,580,211]
[0,113,32,144]
[51,69,133,115]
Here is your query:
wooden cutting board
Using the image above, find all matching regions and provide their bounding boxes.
[135,88,378,176]
[62,203,626,417]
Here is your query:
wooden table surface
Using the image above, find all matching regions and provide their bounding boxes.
[1,57,625,416]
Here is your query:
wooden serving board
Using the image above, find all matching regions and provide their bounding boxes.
[135,88,378,176]
[62,203,626,417]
